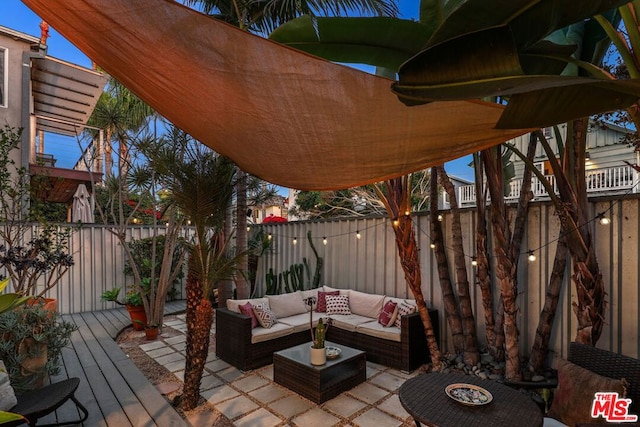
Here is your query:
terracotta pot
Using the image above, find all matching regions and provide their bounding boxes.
[25,297,57,314]
[144,326,159,341]
[310,346,326,366]
[126,305,147,331]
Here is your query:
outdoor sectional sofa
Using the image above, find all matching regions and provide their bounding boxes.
[215,286,439,372]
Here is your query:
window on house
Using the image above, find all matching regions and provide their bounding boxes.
[0,47,5,108]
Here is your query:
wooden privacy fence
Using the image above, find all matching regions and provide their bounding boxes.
[257,197,640,361]
[0,224,187,314]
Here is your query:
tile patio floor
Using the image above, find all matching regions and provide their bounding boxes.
[138,314,419,427]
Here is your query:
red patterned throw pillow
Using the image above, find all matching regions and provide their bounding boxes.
[325,294,351,315]
[316,290,339,312]
[378,301,398,327]
[239,302,258,329]
[394,301,416,328]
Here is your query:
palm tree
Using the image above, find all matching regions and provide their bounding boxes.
[185,0,399,302]
[148,135,238,410]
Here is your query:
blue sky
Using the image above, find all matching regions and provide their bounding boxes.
[2,0,475,181]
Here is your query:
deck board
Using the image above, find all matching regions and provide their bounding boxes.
[45,301,187,426]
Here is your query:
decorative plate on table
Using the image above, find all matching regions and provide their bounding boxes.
[325,346,341,359]
[445,383,493,406]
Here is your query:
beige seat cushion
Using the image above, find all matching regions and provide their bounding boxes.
[278,312,329,333]
[356,320,401,342]
[251,323,293,343]
[266,291,307,318]
[227,297,268,313]
[329,314,373,332]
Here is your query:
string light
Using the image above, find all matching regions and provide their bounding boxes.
[292,237,297,245]
[392,218,400,227]
[437,214,443,222]
[356,231,361,239]
[471,256,477,266]
[405,210,411,216]
[323,237,328,245]
[528,250,536,262]
[268,233,272,240]
[430,242,436,249]
[247,226,251,231]
[597,212,611,225]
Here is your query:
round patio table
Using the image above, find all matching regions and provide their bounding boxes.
[399,372,543,427]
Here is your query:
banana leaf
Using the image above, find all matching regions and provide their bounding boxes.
[425,0,630,51]
[269,16,433,71]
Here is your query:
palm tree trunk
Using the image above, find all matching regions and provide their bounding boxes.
[529,235,569,373]
[218,205,234,307]
[472,156,498,359]
[181,298,213,411]
[482,148,521,380]
[235,169,250,299]
[393,214,442,370]
[376,176,442,369]
[437,166,479,366]
[429,168,465,354]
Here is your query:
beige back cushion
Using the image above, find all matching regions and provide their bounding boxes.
[266,291,308,318]
[227,297,268,313]
[347,289,385,319]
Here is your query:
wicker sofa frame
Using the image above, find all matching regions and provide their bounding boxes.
[215,307,439,372]
[568,341,640,416]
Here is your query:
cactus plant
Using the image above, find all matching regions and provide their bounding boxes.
[312,318,326,349]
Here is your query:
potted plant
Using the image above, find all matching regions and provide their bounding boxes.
[0,126,74,309]
[305,297,330,366]
[0,302,76,392]
[143,322,159,341]
[100,287,147,331]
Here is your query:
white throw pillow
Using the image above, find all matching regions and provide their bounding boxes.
[266,291,307,318]
[252,303,278,329]
[325,295,352,315]
[394,301,417,328]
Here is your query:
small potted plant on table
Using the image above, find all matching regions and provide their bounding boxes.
[305,296,330,366]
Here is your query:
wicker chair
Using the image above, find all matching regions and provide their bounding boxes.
[4,377,88,427]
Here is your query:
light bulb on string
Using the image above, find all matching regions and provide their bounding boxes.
[430,242,436,249]
[292,237,297,245]
[268,233,272,240]
[405,210,411,216]
[356,231,361,239]
[246,226,251,232]
[323,237,328,245]
[471,256,477,267]
[437,214,443,222]
[528,250,536,262]
[597,212,611,225]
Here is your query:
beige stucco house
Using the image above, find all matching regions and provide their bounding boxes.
[0,24,107,208]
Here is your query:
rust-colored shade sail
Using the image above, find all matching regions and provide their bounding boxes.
[23,0,532,191]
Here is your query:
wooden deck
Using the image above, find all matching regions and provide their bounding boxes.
[38,301,188,427]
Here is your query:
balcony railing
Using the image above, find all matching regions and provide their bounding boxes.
[455,165,639,207]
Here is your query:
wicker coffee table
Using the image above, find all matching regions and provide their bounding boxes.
[273,341,366,403]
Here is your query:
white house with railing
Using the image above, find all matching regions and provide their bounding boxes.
[455,123,640,207]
